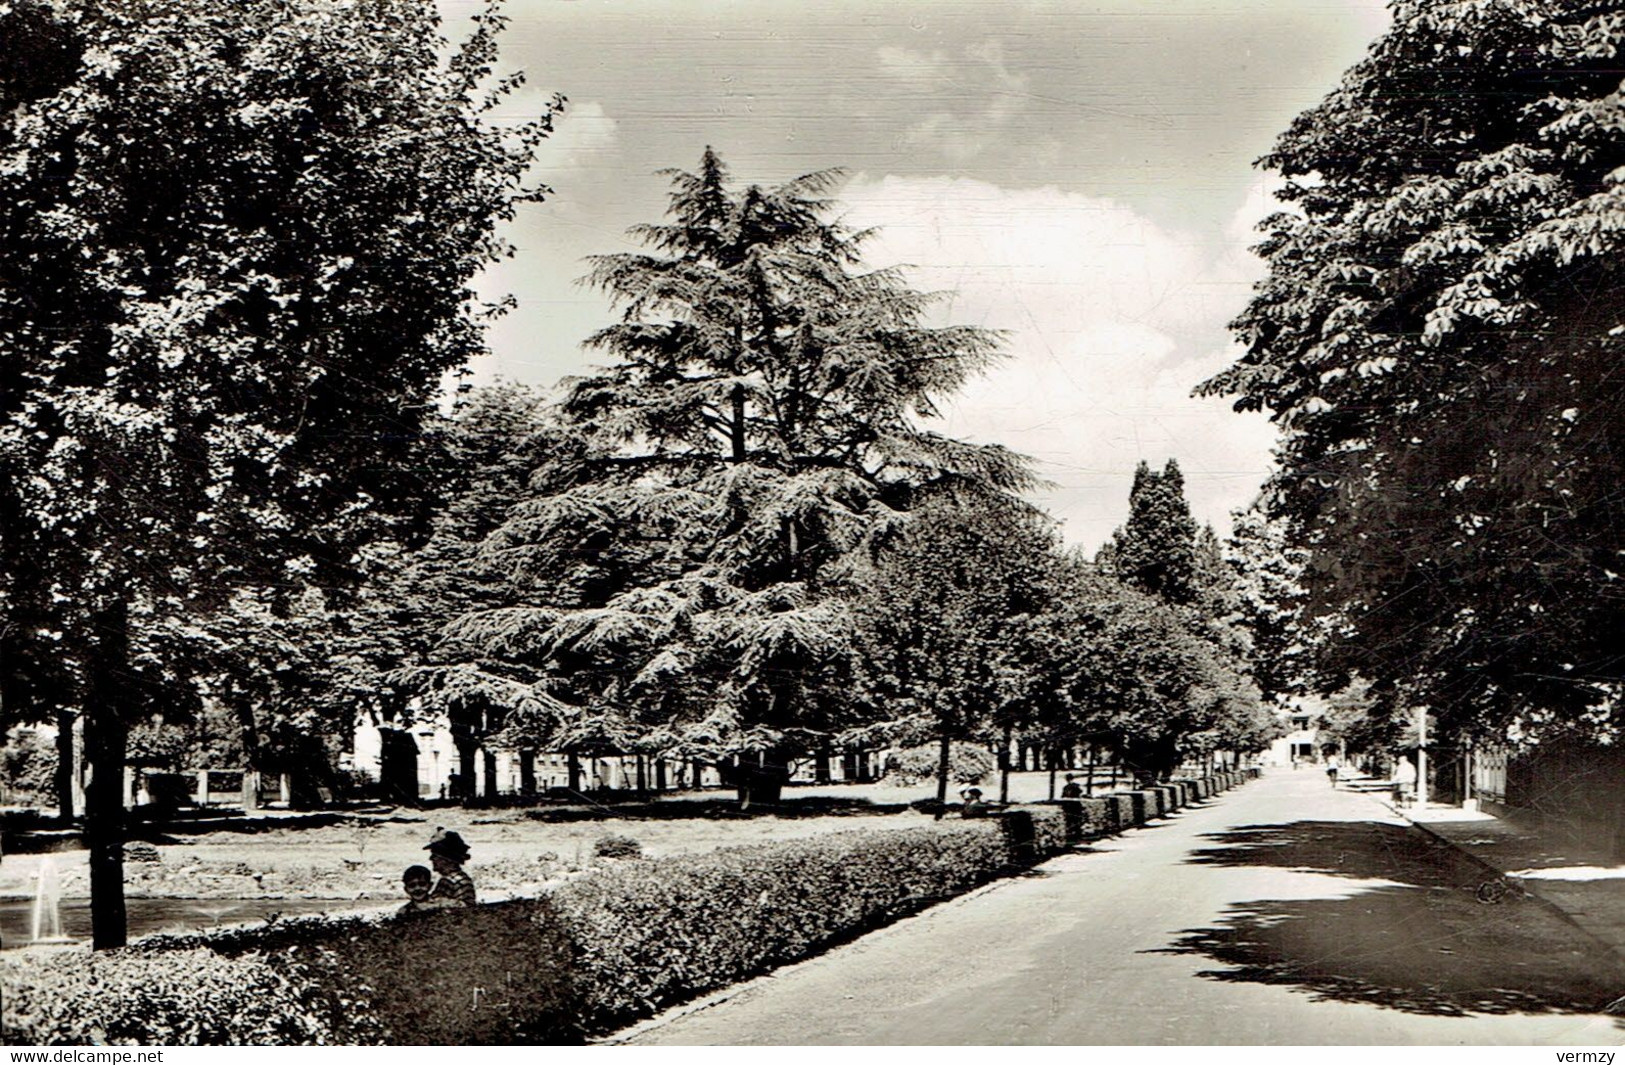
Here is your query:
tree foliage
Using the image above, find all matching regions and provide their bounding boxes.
[1201,1,1625,740]
[0,0,556,945]
[1224,500,1309,704]
[846,498,1055,802]
[1103,460,1200,605]
[1016,558,1270,781]
[417,150,1031,798]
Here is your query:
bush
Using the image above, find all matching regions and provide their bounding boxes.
[1055,797,1115,842]
[884,743,996,786]
[0,727,56,806]
[0,948,350,1045]
[592,834,643,860]
[552,822,1009,1032]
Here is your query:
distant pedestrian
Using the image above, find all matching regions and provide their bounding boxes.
[1326,756,1341,787]
[1060,774,1083,799]
[1393,757,1417,805]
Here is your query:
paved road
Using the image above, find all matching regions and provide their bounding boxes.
[623,770,1625,1045]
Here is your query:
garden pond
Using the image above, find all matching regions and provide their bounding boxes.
[0,896,380,949]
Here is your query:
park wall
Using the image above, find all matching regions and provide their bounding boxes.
[2,770,1260,1045]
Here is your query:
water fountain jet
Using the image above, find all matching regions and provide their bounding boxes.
[30,857,74,945]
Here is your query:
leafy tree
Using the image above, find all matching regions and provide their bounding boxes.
[1016,558,1269,783]
[0,727,58,806]
[1315,678,1403,759]
[1103,460,1200,605]
[423,149,1031,804]
[1201,1,1625,741]
[0,0,556,947]
[1224,500,1309,704]
[355,382,563,801]
[848,498,1056,811]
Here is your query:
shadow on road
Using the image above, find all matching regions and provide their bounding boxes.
[1157,819,1625,1018]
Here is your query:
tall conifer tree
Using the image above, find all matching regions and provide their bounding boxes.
[420,150,1032,804]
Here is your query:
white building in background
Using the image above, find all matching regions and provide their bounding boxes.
[349,708,725,801]
[1264,696,1325,767]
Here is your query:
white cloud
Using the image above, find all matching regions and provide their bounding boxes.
[840,174,1278,550]
[888,38,1036,164]
[875,46,953,90]
[530,100,622,181]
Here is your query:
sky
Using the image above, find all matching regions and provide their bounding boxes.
[445,0,1391,552]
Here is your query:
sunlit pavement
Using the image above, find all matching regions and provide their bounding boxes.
[620,769,1625,1045]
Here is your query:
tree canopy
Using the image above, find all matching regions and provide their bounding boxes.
[1103,460,1201,605]
[0,0,556,946]
[1201,1,1625,741]
[416,149,1033,801]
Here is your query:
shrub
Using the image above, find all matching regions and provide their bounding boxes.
[130,906,582,1045]
[0,728,56,806]
[1055,798,1115,842]
[992,806,1070,860]
[592,834,643,860]
[0,948,350,1045]
[884,742,996,786]
[553,822,1009,1032]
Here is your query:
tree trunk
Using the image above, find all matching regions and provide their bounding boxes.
[567,751,582,793]
[1048,754,1057,801]
[635,753,647,794]
[736,748,790,809]
[54,709,76,821]
[999,721,1013,805]
[933,731,951,821]
[519,750,536,796]
[85,602,131,950]
[455,735,477,804]
[814,743,831,785]
[1085,745,1096,797]
[730,383,747,463]
[482,750,498,800]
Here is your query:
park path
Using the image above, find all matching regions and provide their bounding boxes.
[620,769,1625,1045]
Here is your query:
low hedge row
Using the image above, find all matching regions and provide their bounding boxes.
[3,770,1256,1045]
[0,947,362,1045]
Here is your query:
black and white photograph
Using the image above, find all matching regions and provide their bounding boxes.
[2,0,1624,1048]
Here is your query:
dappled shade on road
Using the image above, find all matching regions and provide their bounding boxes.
[1159,819,1625,1017]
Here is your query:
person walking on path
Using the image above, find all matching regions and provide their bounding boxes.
[1325,755,1341,787]
[1392,756,1417,806]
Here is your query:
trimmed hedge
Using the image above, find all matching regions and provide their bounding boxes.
[553,821,1014,1032]
[4,771,1259,1045]
[0,947,360,1045]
